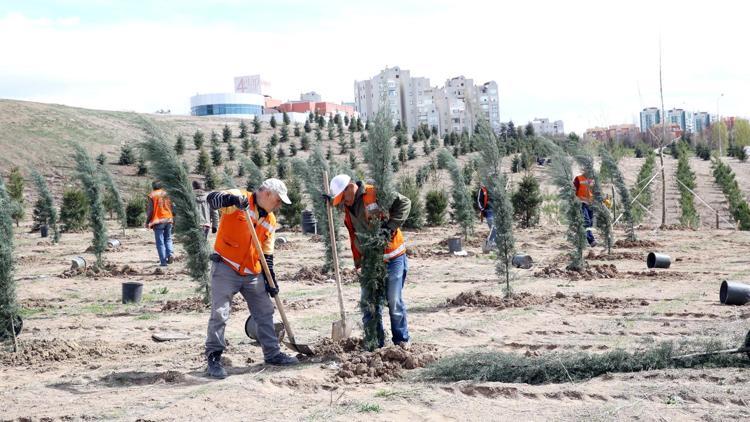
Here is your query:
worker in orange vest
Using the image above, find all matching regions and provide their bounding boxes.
[573,173,597,247]
[204,178,298,379]
[477,184,496,251]
[146,181,175,266]
[326,174,412,349]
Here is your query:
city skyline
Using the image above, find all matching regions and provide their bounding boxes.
[0,0,748,134]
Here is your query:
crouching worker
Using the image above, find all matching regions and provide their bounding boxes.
[204,178,299,379]
[325,174,411,349]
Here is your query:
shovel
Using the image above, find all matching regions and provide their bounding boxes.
[324,171,353,341]
[671,330,750,360]
[243,208,315,356]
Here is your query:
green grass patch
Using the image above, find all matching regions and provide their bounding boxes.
[135,313,158,320]
[357,403,381,413]
[19,307,47,318]
[422,339,750,385]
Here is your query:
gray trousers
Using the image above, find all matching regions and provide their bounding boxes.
[205,261,280,360]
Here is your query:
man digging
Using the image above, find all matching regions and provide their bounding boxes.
[573,172,597,247]
[204,178,299,379]
[325,174,411,349]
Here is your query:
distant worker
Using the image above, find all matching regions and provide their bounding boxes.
[204,178,299,379]
[477,184,496,251]
[146,181,175,266]
[192,180,218,239]
[325,174,411,349]
[573,173,597,247]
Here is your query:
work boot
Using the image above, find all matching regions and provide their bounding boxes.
[206,351,227,379]
[167,255,175,264]
[265,352,299,366]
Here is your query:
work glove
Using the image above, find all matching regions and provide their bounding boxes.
[320,192,334,204]
[211,226,217,234]
[231,194,249,210]
[263,254,279,297]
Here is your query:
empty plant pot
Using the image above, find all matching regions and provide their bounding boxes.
[720,280,750,305]
[107,239,121,249]
[122,282,143,304]
[71,256,87,270]
[40,224,49,238]
[447,237,463,253]
[244,315,285,342]
[647,252,671,269]
[301,210,317,234]
[512,254,534,269]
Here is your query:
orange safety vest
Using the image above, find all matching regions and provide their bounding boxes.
[574,175,593,203]
[479,186,489,210]
[213,190,276,275]
[344,185,406,263]
[148,189,174,227]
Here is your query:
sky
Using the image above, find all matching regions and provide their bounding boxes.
[1,0,748,134]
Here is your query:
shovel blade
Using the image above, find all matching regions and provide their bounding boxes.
[331,319,352,342]
[283,340,316,356]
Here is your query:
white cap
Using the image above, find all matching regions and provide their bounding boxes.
[260,178,291,204]
[329,174,351,206]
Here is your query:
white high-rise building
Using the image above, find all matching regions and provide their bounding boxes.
[640,107,661,133]
[355,67,500,134]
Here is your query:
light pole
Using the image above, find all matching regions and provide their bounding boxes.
[717,93,724,156]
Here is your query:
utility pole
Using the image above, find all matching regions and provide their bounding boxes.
[717,93,724,156]
[659,40,667,227]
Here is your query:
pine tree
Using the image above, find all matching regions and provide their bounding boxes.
[193,130,205,149]
[270,132,279,146]
[242,137,251,155]
[196,148,210,174]
[277,145,286,159]
[304,120,312,133]
[512,174,542,228]
[210,130,219,146]
[289,141,298,156]
[7,167,24,226]
[270,115,277,129]
[326,145,333,160]
[211,143,223,166]
[349,132,356,149]
[600,147,636,240]
[252,115,261,134]
[264,142,275,163]
[222,124,232,142]
[349,151,357,169]
[280,124,289,142]
[631,153,656,223]
[293,123,301,137]
[407,143,417,160]
[360,133,368,143]
[126,197,147,227]
[237,161,246,177]
[136,155,148,176]
[227,142,236,161]
[72,143,108,267]
[242,158,264,191]
[475,120,516,296]
[276,156,289,180]
[301,133,311,150]
[175,134,185,155]
[98,164,126,231]
[338,135,348,154]
[398,174,424,229]
[118,144,136,165]
[251,144,265,168]
[282,111,290,126]
[0,178,19,346]
[438,149,475,239]
[277,171,304,228]
[141,121,211,303]
[425,189,448,225]
[60,188,88,232]
[360,108,397,351]
[315,128,323,142]
[239,120,248,139]
[31,171,59,242]
[398,146,408,164]
[96,153,107,165]
[328,125,335,141]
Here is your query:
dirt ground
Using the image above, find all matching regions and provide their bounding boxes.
[3,207,750,422]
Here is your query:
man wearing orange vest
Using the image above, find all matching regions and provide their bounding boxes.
[326,174,412,348]
[146,181,175,266]
[573,173,597,247]
[204,178,298,379]
[477,184,496,250]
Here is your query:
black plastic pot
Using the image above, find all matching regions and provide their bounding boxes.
[122,282,143,304]
[720,280,750,305]
[301,210,317,234]
[245,315,285,341]
[40,224,49,238]
[647,252,671,269]
[447,237,463,253]
[0,315,23,340]
[512,254,534,269]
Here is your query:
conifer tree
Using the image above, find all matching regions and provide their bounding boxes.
[304,120,312,133]
[7,167,24,226]
[293,123,300,137]
[211,143,223,166]
[31,171,59,242]
[301,133,311,150]
[280,124,289,142]
[210,130,219,146]
[600,147,636,240]
[282,111,290,126]
[175,134,185,155]
[227,142,236,161]
[222,124,232,142]
[438,149,475,239]
[97,164,126,232]
[196,148,210,174]
[242,137,251,155]
[118,144,136,165]
[0,178,19,347]
[193,130,205,149]
[141,122,211,303]
[270,115,277,129]
[252,115,261,134]
[239,120,248,139]
[242,158,264,191]
[72,143,108,267]
[511,174,542,228]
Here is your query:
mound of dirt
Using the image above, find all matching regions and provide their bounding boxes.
[446,291,550,309]
[0,339,116,367]
[283,297,323,310]
[332,342,439,383]
[289,266,357,285]
[100,370,186,387]
[161,296,245,313]
[586,251,642,261]
[313,337,364,358]
[614,239,658,248]
[534,264,618,280]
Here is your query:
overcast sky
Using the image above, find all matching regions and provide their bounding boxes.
[1,0,747,133]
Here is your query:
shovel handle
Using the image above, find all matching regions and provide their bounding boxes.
[323,172,348,328]
[242,208,298,345]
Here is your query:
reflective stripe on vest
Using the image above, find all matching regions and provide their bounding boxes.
[345,184,406,262]
[575,175,593,202]
[148,189,174,227]
[213,189,276,275]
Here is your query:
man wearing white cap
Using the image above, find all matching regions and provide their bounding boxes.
[203,178,298,378]
[326,174,412,348]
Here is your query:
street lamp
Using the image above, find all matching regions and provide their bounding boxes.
[717,93,724,156]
